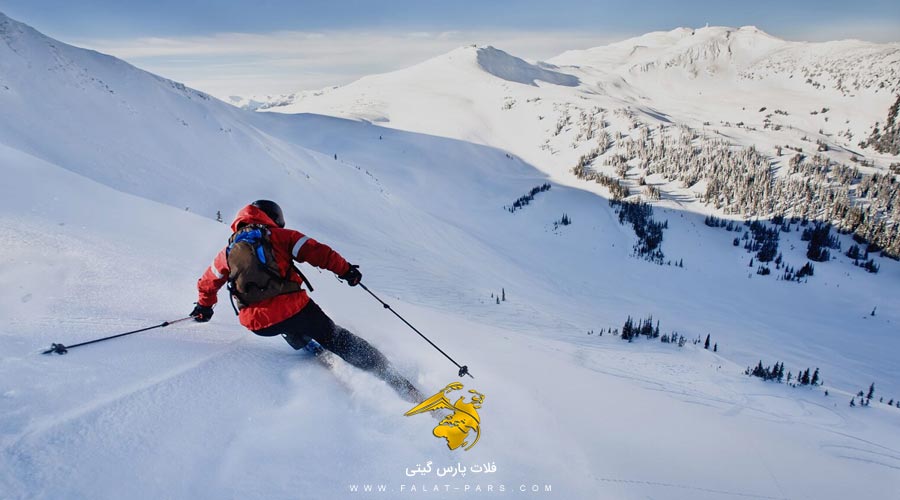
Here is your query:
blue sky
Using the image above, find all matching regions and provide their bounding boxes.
[3,0,899,38]
[2,0,898,99]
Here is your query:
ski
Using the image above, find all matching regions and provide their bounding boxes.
[302,338,423,404]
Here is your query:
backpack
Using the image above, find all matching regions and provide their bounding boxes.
[225,224,311,311]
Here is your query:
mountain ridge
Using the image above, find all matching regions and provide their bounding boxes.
[240,25,900,112]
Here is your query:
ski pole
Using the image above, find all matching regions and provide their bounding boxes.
[42,316,195,355]
[358,282,473,379]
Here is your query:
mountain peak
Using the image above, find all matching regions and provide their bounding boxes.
[389,44,581,88]
[550,24,789,76]
[688,25,778,37]
[737,25,764,33]
[466,45,580,87]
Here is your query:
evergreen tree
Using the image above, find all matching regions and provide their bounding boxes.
[810,368,819,386]
[640,317,653,337]
[850,398,856,407]
[753,361,765,378]
[713,343,717,352]
[867,383,875,400]
[704,334,710,349]
[863,259,880,274]
[622,316,634,341]
[801,368,811,385]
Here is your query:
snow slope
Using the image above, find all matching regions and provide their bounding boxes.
[1,13,899,500]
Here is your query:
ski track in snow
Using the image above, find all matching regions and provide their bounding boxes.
[3,335,249,449]
[593,476,791,500]
[2,335,412,499]
[820,444,900,470]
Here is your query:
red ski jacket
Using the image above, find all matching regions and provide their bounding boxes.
[196,205,351,331]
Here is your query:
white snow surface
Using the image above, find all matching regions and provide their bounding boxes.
[1,13,899,500]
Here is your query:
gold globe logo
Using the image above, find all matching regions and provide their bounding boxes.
[405,382,485,451]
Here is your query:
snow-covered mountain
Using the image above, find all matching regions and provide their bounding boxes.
[256,26,900,257]
[2,13,899,500]
[255,26,900,144]
[554,26,899,93]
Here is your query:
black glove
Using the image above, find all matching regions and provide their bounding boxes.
[339,264,362,287]
[191,303,214,322]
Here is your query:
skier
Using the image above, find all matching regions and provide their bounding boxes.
[191,200,420,400]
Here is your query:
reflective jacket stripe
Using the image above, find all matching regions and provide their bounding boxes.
[210,261,224,279]
[292,236,310,257]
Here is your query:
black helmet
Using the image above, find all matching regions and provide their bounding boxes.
[251,200,285,228]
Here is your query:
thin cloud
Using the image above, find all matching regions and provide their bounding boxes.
[70,29,628,99]
[774,20,900,44]
[68,22,899,101]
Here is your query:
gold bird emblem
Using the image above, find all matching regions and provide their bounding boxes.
[405,382,485,451]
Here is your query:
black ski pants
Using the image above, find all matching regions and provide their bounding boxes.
[253,300,390,374]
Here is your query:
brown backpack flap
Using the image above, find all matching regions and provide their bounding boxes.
[226,225,301,309]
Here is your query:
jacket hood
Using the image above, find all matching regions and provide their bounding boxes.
[231,205,280,232]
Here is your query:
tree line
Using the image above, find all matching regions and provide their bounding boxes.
[566,116,899,260]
